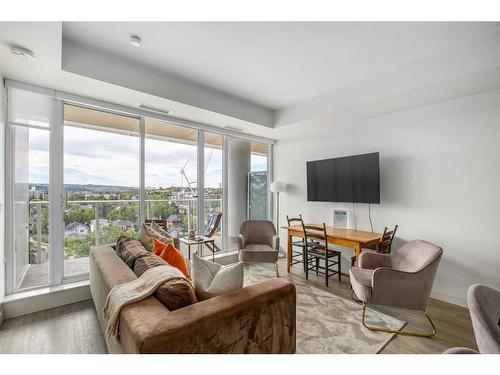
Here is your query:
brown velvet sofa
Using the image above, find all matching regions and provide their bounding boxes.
[89,244,297,354]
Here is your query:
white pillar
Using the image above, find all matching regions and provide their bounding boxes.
[227,138,250,242]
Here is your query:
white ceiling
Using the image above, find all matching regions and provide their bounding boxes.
[62,22,500,109]
[1,22,500,138]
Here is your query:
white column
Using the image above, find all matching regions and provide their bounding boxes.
[227,138,250,245]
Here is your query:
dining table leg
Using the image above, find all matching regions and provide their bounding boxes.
[354,242,361,265]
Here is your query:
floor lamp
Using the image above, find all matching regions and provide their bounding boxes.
[270,181,286,234]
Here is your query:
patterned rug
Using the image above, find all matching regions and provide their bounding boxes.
[244,264,405,354]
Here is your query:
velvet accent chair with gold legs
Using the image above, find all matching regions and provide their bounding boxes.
[444,284,500,354]
[350,239,443,337]
[238,220,280,277]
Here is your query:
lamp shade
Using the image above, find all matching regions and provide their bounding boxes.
[270,181,286,193]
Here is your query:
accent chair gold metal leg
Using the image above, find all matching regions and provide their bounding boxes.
[273,262,279,277]
[361,303,437,338]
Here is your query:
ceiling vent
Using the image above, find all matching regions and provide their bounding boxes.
[224,125,246,132]
[138,103,174,115]
[10,45,35,59]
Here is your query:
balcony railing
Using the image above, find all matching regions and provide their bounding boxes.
[27,198,223,270]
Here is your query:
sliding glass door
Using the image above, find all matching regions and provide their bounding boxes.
[7,88,52,291]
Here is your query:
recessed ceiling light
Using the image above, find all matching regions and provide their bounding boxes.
[130,35,142,48]
[138,103,173,115]
[10,45,35,59]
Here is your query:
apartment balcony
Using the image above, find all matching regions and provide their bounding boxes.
[19,198,224,290]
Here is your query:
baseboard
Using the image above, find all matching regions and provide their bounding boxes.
[430,290,467,308]
[2,281,91,319]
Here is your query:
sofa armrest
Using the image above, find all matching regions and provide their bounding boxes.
[359,251,392,270]
[443,347,479,354]
[127,278,296,353]
[238,234,245,249]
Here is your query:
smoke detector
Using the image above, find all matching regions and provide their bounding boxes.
[10,45,35,59]
[130,35,142,48]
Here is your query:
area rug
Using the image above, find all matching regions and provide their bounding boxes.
[244,264,406,354]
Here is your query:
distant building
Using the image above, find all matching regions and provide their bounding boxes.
[64,222,89,238]
[166,214,181,228]
[90,219,110,232]
[110,219,135,231]
[168,226,186,237]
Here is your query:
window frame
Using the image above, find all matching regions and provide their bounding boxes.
[4,79,275,295]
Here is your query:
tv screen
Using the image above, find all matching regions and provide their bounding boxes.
[307,152,380,203]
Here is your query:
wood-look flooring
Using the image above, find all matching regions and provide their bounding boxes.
[0,259,477,354]
[0,299,107,354]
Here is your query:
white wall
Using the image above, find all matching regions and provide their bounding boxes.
[0,75,6,315]
[274,89,500,307]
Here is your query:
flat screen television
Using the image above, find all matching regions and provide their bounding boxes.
[307,152,380,203]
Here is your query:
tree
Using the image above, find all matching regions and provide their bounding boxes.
[65,235,93,258]
[107,204,138,223]
[65,206,94,224]
[151,202,174,219]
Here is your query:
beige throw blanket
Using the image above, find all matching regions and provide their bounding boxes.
[103,265,186,339]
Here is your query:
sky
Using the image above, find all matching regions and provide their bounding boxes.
[25,126,267,188]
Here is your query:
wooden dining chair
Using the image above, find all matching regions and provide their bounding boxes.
[302,222,342,287]
[286,214,315,272]
[351,225,399,266]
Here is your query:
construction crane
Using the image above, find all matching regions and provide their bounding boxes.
[179,149,215,198]
[180,159,197,198]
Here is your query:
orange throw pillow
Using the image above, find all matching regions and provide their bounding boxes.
[153,238,190,279]
[152,237,167,256]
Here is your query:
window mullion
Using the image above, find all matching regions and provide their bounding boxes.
[49,99,64,285]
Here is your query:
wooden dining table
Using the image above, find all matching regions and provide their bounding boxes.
[283,224,382,273]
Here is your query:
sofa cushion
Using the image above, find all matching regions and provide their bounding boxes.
[192,254,243,301]
[133,253,197,310]
[116,237,151,269]
[138,223,173,252]
[150,221,172,238]
[239,244,279,263]
[133,252,169,275]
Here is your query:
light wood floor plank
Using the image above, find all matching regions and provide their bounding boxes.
[0,259,476,354]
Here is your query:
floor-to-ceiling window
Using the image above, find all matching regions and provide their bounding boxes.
[144,119,198,258]
[8,88,52,290]
[63,105,140,278]
[5,81,273,293]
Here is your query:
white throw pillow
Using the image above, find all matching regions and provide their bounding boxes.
[191,254,244,300]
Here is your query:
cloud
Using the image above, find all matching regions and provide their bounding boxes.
[24,125,267,189]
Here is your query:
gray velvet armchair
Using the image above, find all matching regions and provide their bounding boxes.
[238,220,280,276]
[350,239,443,337]
[444,284,500,354]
